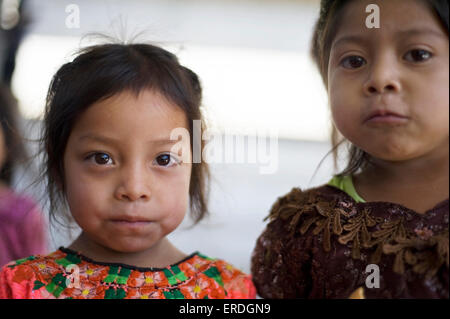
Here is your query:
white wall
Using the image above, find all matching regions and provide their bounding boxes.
[14,0,329,140]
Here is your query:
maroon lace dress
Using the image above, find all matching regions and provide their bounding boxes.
[251,185,449,298]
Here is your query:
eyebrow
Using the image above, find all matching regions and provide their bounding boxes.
[332,28,446,50]
[331,34,367,50]
[396,28,447,40]
[78,134,180,146]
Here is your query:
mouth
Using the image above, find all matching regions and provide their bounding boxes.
[110,216,153,225]
[110,218,153,231]
[364,109,409,125]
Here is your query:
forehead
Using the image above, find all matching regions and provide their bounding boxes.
[333,0,443,43]
[70,89,189,139]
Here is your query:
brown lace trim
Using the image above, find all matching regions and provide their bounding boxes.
[267,187,449,278]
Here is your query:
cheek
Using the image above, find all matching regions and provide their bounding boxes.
[159,167,191,225]
[414,104,449,147]
[432,57,450,104]
[408,57,449,130]
[329,72,358,118]
[64,165,90,203]
[159,197,188,235]
[408,70,449,141]
[63,175,93,225]
[170,170,191,211]
[426,88,449,135]
[329,92,359,139]
[63,160,109,220]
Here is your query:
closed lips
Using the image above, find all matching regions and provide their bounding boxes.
[111,217,151,222]
[365,109,409,122]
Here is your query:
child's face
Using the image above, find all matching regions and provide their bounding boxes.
[328,0,449,162]
[63,89,192,253]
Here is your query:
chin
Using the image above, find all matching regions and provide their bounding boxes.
[368,149,420,162]
[360,141,419,162]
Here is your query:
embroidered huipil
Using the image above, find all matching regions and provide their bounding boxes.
[251,180,449,299]
[0,248,256,299]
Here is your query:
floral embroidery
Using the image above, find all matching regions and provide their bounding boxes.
[383,230,449,278]
[0,248,255,299]
[267,187,449,276]
[12,266,35,284]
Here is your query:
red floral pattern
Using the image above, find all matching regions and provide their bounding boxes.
[0,248,256,299]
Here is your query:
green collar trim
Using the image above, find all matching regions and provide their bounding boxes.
[328,175,366,203]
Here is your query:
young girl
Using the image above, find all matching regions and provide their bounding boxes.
[252,0,448,298]
[0,85,47,268]
[0,43,256,299]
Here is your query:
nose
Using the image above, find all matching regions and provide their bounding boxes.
[363,54,402,96]
[114,162,151,202]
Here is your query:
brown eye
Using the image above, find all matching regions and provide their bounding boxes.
[341,56,366,69]
[404,49,432,63]
[156,154,170,166]
[156,154,171,166]
[154,153,180,167]
[93,153,112,165]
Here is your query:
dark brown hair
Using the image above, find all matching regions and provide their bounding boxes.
[311,0,449,176]
[42,43,209,227]
[0,85,27,185]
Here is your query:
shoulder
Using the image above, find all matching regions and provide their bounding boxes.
[0,250,66,299]
[270,184,345,213]
[192,253,256,299]
[251,184,355,298]
[264,184,350,235]
[253,184,348,253]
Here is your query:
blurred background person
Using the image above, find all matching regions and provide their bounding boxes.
[0,85,47,267]
[1,0,28,85]
[0,0,47,267]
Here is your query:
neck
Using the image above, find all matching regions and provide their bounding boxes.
[365,145,448,185]
[68,233,187,268]
[353,145,449,213]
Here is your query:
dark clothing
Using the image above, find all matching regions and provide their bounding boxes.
[251,185,449,298]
